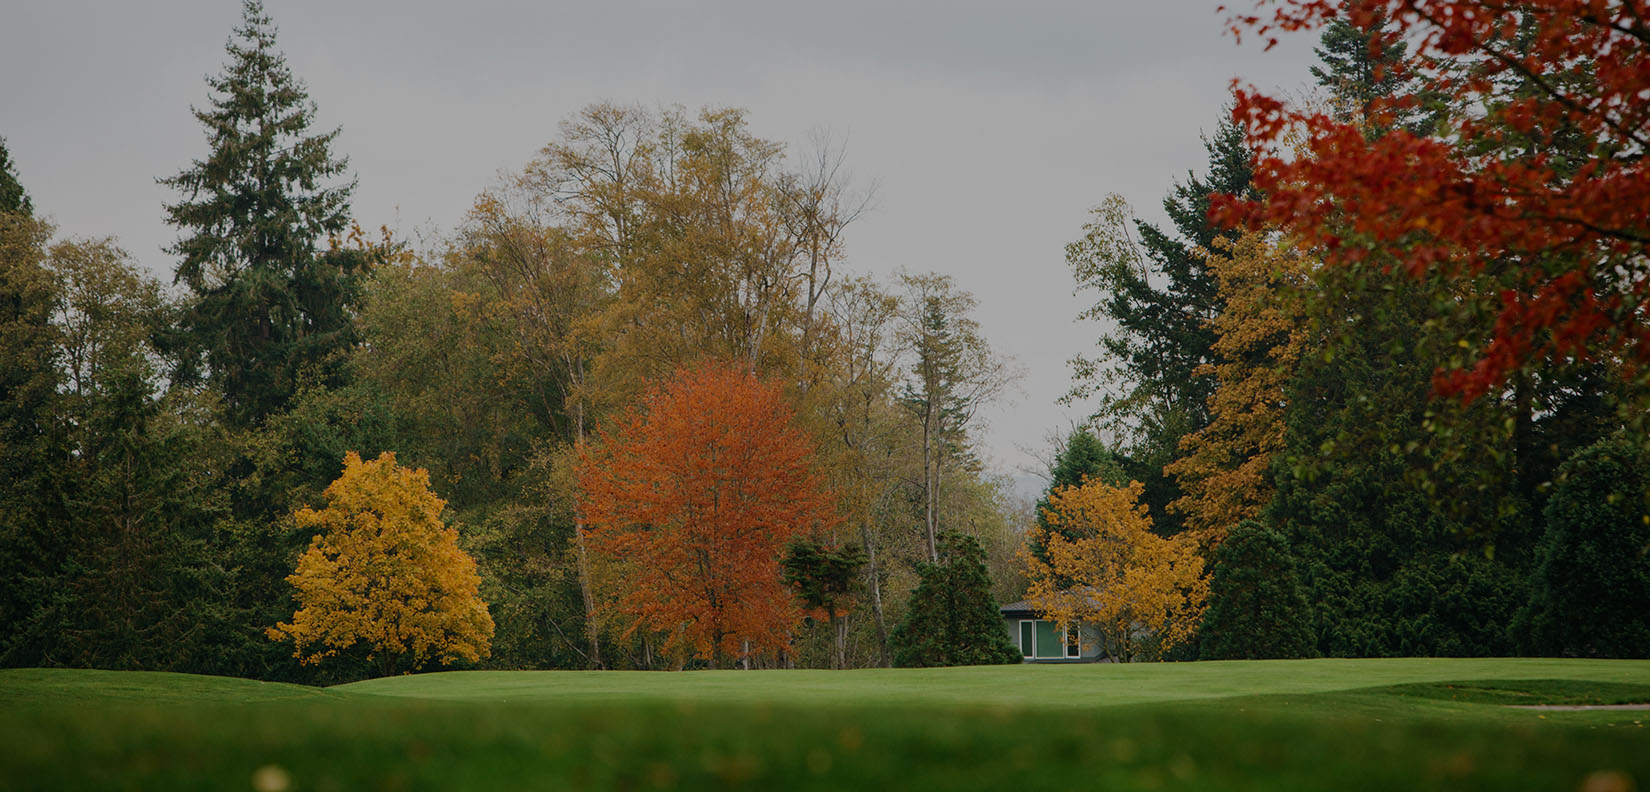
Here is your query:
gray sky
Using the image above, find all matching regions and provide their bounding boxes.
[1,1,1321,493]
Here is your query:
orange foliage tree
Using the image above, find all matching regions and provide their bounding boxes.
[1219,0,1650,399]
[1166,231,1311,538]
[576,360,838,668]
[268,452,495,675]
[1021,480,1208,661]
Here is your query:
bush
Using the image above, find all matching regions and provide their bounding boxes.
[1199,521,1315,660]
[890,532,1020,667]
[1522,435,1650,657]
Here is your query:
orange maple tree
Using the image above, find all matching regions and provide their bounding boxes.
[1218,0,1650,399]
[576,360,838,668]
[269,452,494,675]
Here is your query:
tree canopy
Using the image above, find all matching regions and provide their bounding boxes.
[161,0,366,427]
[270,452,494,674]
[577,360,838,668]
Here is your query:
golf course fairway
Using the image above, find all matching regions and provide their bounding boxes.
[3,658,1646,790]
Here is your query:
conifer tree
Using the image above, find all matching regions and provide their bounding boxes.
[0,137,32,216]
[1198,521,1314,660]
[1066,114,1256,534]
[161,0,363,427]
[890,532,1020,668]
[0,139,62,660]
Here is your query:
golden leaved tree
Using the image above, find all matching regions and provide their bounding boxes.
[269,452,494,675]
[1165,232,1311,540]
[1021,480,1207,662]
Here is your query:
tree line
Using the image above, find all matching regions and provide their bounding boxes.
[1039,1,1649,661]
[3,0,1646,677]
[0,1,1023,679]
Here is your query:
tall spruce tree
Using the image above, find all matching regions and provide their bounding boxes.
[1066,115,1255,534]
[161,0,363,427]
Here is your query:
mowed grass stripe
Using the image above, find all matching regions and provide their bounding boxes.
[335,657,1650,710]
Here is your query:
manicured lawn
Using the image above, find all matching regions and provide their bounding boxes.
[2,659,1647,791]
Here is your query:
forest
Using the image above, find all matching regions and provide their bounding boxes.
[1,0,1646,681]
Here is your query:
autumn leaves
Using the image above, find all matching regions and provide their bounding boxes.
[576,362,838,669]
[270,361,846,672]
[273,356,1214,671]
[269,452,495,675]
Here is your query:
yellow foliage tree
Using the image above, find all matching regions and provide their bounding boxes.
[1165,232,1311,541]
[269,452,495,675]
[1021,480,1207,661]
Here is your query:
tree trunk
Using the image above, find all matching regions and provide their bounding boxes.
[922,399,938,562]
[572,402,603,669]
[861,521,891,666]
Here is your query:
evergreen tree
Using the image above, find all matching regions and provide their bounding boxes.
[4,238,231,670]
[0,137,32,216]
[160,0,364,428]
[1521,436,1650,658]
[1308,13,1443,138]
[0,142,63,661]
[782,539,867,669]
[1066,114,1255,535]
[890,532,1020,667]
[1198,521,1314,660]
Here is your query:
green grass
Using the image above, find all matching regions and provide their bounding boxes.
[3,659,1647,791]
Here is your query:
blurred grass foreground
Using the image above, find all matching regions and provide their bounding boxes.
[2,658,1648,791]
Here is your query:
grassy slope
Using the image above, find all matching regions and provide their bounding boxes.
[339,657,1650,709]
[3,660,1648,791]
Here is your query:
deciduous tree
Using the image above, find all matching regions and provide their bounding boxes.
[1165,232,1311,539]
[269,451,494,675]
[576,361,837,668]
[1022,480,1207,661]
[1220,0,1650,400]
[1027,427,1128,577]
[897,272,1015,561]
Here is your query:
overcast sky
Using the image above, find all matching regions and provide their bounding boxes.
[1,1,1322,494]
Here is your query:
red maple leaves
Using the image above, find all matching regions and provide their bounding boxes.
[1218,0,1649,398]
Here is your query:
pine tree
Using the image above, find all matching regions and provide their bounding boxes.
[161,0,363,427]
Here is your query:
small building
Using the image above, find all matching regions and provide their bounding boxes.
[999,598,1109,663]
